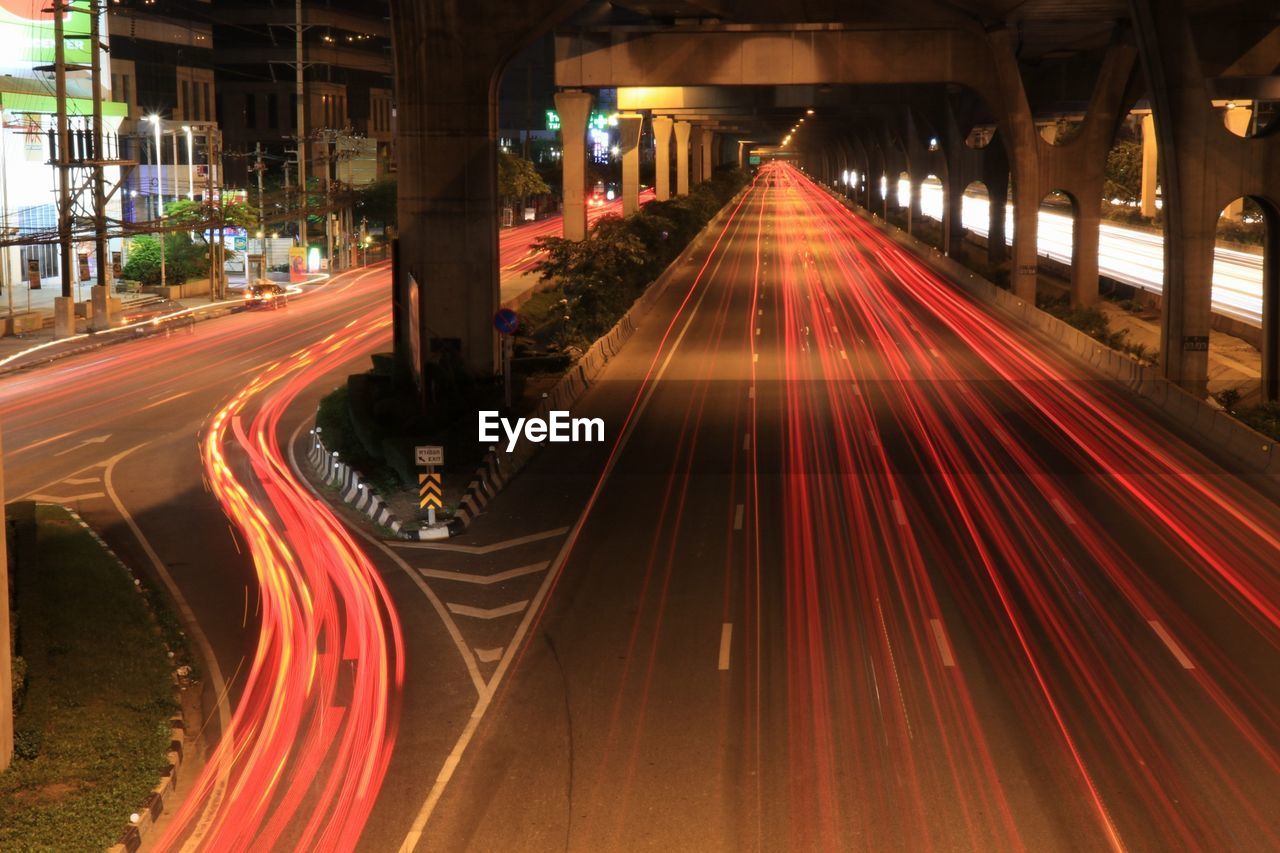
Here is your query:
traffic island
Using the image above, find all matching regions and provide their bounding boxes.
[1,503,186,851]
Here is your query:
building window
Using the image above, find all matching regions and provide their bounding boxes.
[266,93,278,129]
[181,80,189,120]
[245,92,256,129]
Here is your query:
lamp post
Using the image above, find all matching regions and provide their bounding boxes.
[148,114,164,214]
[146,115,168,290]
[183,125,195,201]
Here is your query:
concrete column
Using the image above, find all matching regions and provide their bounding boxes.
[1223,105,1252,220]
[556,91,594,241]
[390,0,582,381]
[1073,203,1101,307]
[617,112,644,217]
[689,126,704,185]
[90,285,112,331]
[944,172,966,259]
[1140,113,1159,218]
[53,296,75,339]
[674,121,691,196]
[737,140,748,170]
[652,115,673,201]
[908,178,923,236]
[702,130,715,178]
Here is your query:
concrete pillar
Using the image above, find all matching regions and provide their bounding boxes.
[390,0,580,381]
[737,140,748,170]
[652,115,673,201]
[1140,113,1159,218]
[690,126,705,185]
[1263,211,1279,402]
[908,178,923,236]
[1223,105,1252,220]
[674,120,691,196]
[1073,202,1101,307]
[556,90,593,241]
[944,172,966,259]
[90,285,112,331]
[1133,0,1216,396]
[617,112,644,217]
[53,296,75,339]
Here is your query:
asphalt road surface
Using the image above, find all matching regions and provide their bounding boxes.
[413,163,1280,852]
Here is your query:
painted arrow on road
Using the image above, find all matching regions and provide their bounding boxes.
[53,434,112,457]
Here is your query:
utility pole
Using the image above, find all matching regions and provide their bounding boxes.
[53,0,73,300]
[294,0,308,248]
[89,0,107,291]
[323,131,333,269]
[206,128,217,298]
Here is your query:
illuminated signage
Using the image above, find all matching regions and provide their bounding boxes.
[544,111,619,133]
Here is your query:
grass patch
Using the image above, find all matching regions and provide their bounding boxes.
[1,504,177,851]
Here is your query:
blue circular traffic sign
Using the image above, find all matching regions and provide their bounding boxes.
[494,308,519,335]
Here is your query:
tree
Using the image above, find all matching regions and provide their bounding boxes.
[355,179,397,229]
[1104,140,1143,205]
[498,151,551,205]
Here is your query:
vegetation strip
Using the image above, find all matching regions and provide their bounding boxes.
[1,503,185,851]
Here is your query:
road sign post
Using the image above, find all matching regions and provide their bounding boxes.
[494,309,519,409]
[416,445,444,526]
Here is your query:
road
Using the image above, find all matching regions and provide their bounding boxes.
[414,163,1280,852]
[915,179,1264,325]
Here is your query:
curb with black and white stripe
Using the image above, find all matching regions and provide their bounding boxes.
[305,428,450,540]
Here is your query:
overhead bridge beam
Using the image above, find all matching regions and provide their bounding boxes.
[556,27,996,95]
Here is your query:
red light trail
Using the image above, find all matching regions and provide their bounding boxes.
[158,268,404,850]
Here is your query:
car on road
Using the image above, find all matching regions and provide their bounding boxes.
[589,180,607,207]
[243,282,289,309]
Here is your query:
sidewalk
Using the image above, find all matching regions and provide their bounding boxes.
[0,270,307,375]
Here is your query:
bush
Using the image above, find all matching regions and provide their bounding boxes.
[531,168,750,348]
[1232,401,1280,441]
[122,233,210,285]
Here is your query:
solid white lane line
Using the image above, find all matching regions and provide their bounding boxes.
[733,504,745,531]
[419,562,548,586]
[748,385,755,399]
[1050,498,1077,526]
[892,499,908,526]
[753,353,759,363]
[930,619,956,668]
[12,430,75,455]
[839,350,847,360]
[867,430,879,446]
[446,600,528,620]
[1149,620,1195,669]
[63,477,100,485]
[718,623,733,671]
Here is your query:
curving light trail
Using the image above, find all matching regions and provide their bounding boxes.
[158,273,404,851]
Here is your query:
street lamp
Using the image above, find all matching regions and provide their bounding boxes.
[183,125,194,200]
[145,115,167,290]
[147,114,164,214]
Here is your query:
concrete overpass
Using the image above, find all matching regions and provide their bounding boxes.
[387,0,1279,401]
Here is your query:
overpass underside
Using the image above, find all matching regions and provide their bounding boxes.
[389,0,1279,402]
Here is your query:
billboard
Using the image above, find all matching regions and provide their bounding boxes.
[0,3,95,78]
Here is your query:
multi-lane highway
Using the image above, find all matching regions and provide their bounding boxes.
[915,179,1265,325]
[4,166,1277,851]
[416,163,1280,851]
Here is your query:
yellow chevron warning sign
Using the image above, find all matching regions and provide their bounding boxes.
[419,472,443,510]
